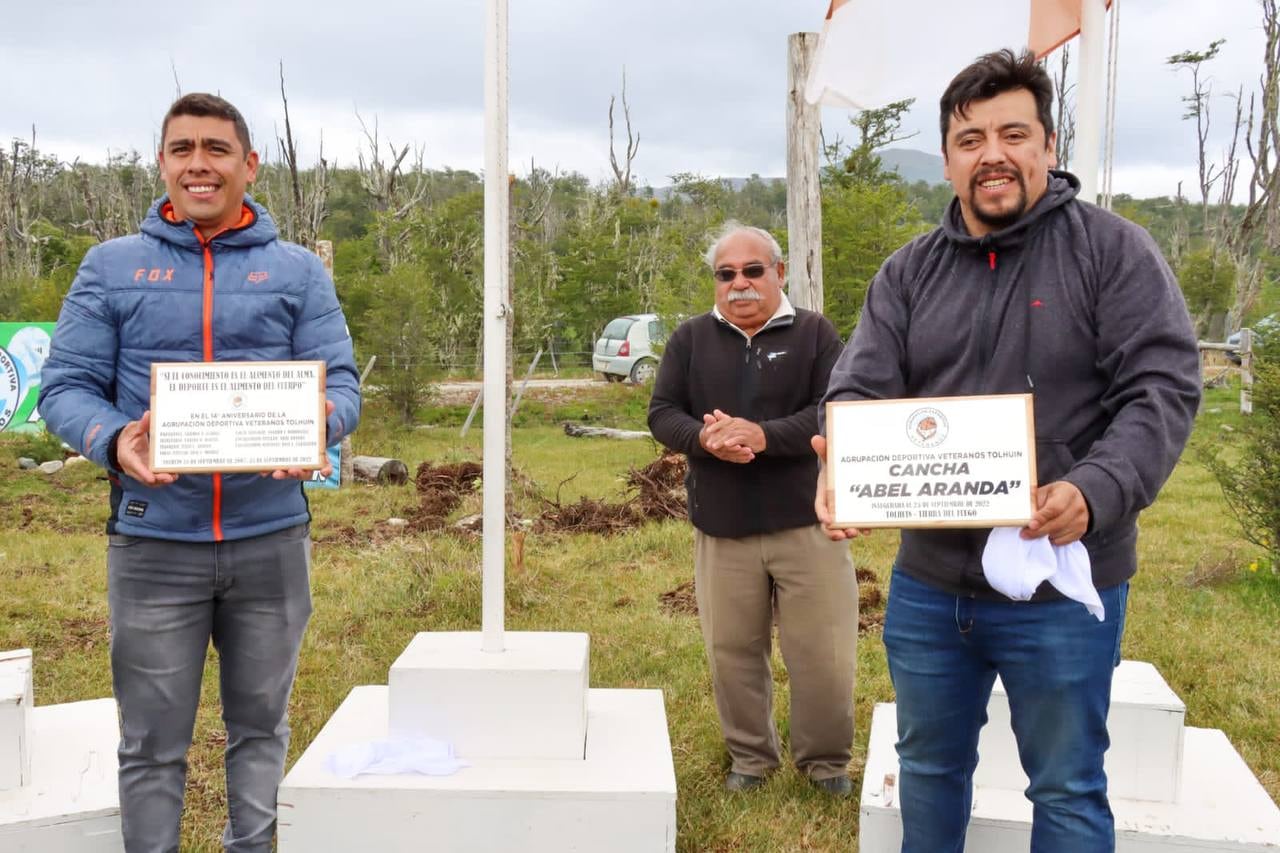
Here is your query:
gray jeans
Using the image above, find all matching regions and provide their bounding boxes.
[107,523,313,853]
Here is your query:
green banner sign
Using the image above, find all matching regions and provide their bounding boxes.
[0,322,56,433]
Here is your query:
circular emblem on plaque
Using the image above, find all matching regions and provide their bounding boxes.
[906,407,948,448]
[231,394,244,408]
[0,347,20,431]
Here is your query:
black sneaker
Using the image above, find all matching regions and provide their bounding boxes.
[812,775,852,797]
[724,772,766,792]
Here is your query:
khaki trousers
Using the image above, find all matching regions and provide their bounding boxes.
[693,524,858,780]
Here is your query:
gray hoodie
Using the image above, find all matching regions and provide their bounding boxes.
[822,171,1201,598]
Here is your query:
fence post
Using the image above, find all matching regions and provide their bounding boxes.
[315,239,356,485]
[1241,328,1253,416]
[786,32,823,312]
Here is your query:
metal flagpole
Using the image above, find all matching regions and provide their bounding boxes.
[481,0,509,653]
[1101,0,1122,210]
[1075,0,1108,203]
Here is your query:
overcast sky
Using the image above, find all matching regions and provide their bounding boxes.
[1,0,1267,199]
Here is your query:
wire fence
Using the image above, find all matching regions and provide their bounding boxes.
[358,349,600,380]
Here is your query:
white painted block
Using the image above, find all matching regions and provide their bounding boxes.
[0,648,34,791]
[973,660,1185,802]
[279,686,677,852]
[861,703,1280,852]
[0,698,122,852]
[388,631,589,760]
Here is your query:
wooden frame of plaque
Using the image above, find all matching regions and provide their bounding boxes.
[824,393,1037,529]
[148,360,327,474]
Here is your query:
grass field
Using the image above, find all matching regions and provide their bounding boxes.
[1,381,1276,851]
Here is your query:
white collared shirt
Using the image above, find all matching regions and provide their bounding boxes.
[712,292,797,340]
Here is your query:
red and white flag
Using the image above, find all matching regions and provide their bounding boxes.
[1029,0,1113,59]
[805,0,1109,110]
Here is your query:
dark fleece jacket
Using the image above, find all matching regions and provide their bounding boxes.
[649,308,843,538]
[821,171,1201,599]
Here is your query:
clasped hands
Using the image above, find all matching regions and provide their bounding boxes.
[698,408,766,463]
[809,434,1089,545]
[115,401,337,487]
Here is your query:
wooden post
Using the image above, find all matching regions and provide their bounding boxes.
[461,389,483,438]
[1241,328,1254,415]
[316,239,356,487]
[508,348,543,423]
[786,32,824,312]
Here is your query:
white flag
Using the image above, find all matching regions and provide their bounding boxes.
[805,0,1100,110]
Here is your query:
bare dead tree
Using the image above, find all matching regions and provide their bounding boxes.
[1238,0,1280,253]
[1169,181,1190,270]
[355,110,428,267]
[1050,45,1076,169]
[608,70,640,197]
[1168,39,1227,234]
[1211,0,1280,326]
[270,62,331,248]
[0,128,55,277]
[279,63,304,230]
[70,150,158,242]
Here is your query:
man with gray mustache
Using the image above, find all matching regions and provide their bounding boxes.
[649,222,858,796]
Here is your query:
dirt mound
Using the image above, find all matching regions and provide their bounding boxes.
[415,461,483,493]
[626,453,688,520]
[537,497,638,534]
[410,461,482,530]
[856,565,885,634]
[659,580,698,615]
[656,564,884,636]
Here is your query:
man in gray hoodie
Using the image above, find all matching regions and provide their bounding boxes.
[815,50,1200,851]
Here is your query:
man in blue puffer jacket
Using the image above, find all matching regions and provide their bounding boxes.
[39,93,360,853]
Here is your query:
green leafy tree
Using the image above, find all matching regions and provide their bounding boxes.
[1177,247,1236,335]
[1204,328,1280,566]
[827,99,917,188]
[822,180,928,336]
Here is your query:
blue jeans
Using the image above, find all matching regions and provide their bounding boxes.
[883,568,1128,853]
[107,524,312,853]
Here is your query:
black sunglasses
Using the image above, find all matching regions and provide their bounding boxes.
[713,263,769,283]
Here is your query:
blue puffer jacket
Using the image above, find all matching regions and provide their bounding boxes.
[39,195,361,542]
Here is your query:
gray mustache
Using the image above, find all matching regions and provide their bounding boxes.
[727,289,763,302]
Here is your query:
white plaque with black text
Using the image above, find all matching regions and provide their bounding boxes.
[825,394,1037,528]
[149,361,327,474]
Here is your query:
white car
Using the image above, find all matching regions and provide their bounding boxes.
[1227,314,1277,364]
[593,313,664,383]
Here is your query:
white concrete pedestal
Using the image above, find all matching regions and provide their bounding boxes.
[281,631,677,851]
[974,661,1186,802]
[860,660,1280,852]
[389,631,588,759]
[1,649,34,791]
[0,698,122,852]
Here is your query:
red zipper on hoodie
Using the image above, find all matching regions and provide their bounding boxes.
[162,202,255,542]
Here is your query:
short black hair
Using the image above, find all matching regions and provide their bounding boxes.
[161,93,253,156]
[939,49,1054,148]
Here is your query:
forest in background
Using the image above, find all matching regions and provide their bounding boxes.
[2,10,1279,419]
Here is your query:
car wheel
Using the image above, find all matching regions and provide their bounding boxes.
[630,358,657,384]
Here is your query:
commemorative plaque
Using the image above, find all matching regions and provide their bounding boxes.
[825,394,1036,528]
[149,361,327,474]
